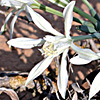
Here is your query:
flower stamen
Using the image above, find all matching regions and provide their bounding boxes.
[42,42,57,56]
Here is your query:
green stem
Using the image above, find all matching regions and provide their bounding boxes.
[31,3,63,17]
[82,0,92,8]
[46,0,98,25]
[31,3,90,25]
[63,0,98,25]
[73,17,84,24]
[31,3,100,42]
[74,7,97,25]
[82,0,100,21]
[40,4,63,17]
[65,0,69,2]
[38,4,89,25]
[32,2,98,26]
[72,32,100,42]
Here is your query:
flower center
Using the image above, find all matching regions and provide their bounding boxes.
[42,42,56,56]
[41,37,71,57]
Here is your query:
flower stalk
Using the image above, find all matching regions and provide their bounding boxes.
[31,3,90,25]
[72,32,100,42]
[31,1,99,30]
[73,7,97,25]
[31,3,63,17]
[36,0,98,25]
[82,0,100,21]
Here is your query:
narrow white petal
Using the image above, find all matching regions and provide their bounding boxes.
[89,72,100,100]
[72,92,78,100]
[13,0,36,3]
[0,0,24,8]
[0,0,35,8]
[60,0,68,4]
[10,9,23,39]
[44,35,64,43]
[47,0,68,8]
[7,37,45,49]
[25,56,54,86]
[70,56,92,65]
[63,1,75,38]
[47,0,58,4]
[26,6,63,36]
[97,52,100,56]
[57,49,69,99]
[0,9,16,34]
[71,42,100,61]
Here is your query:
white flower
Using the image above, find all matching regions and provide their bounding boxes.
[0,0,39,38]
[8,1,75,98]
[7,1,100,99]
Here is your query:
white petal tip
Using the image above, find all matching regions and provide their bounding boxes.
[58,91,66,99]
[63,1,75,17]
[25,80,29,86]
[7,40,13,46]
[25,83,28,87]
[62,95,65,99]
[7,41,10,45]
[69,1,76,6]
[71,1,76,4]
[70,56,92,65]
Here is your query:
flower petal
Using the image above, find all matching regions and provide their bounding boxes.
[0,9,16,34]
[47,0,68,8]
[63,1,75,38]
[70,55,92,65]
[44,35,64,43]
[25,56,54,86]
[26,11,32,21]
[97,52,100,56]
[0,0,24,8]
[25,5,63,36]
[7,37,45,49]
[72,92,78,100]
[0,0,35,9]
[57,49,69,99]
[10,9,23,39]
[71,42,100,62]
[60,0,68,4]
[89,72,100,100]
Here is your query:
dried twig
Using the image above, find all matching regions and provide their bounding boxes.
[89,39,100,52]
[0,87,19,100]
[0,10,8,16]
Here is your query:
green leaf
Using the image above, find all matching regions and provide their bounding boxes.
[82,0,100,21]
[90,8,100,21]
[77,25,97,33]
[93,32,100,39]
[82,21,94,28]
[96,21,100,32]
